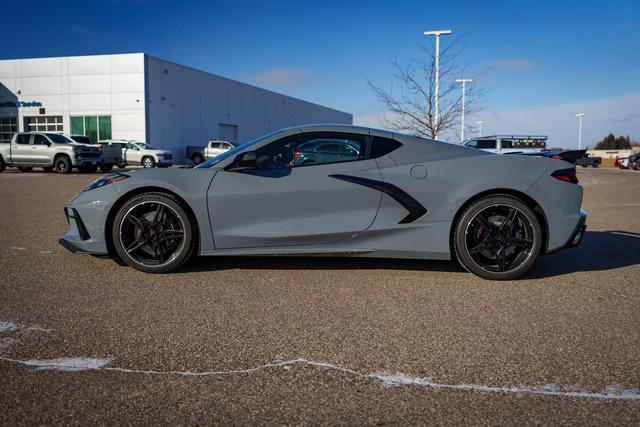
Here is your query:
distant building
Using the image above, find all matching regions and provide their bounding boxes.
[0,53,351,161]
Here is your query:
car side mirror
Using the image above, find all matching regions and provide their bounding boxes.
[226,151,257,171]
[46,142,51,147]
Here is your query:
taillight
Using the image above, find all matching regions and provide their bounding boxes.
[293,151,301,159]
[551,168,578,184]
[551,155,562,160]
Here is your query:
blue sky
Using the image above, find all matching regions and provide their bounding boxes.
[3,0,639,146]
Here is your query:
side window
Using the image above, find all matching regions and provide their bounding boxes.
[15,134,31,144]
[477,139,497,149]
[222,143,233,150]
[501,139,514,149]
[33,134,49,145]
[255,132,368,170]
[370,136,402,158]
[126,143,139,150]
[465,140,478,148]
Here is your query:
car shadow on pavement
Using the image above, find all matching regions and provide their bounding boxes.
[184,255,464,273]
[182,230,640,278]
[528,230,640,279]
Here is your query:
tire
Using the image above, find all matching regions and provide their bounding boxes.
[111,192,197,273]
[192,154,204,165]
[142,157,155,168]
[593,163,599,168]
[453,195,542,280]
[100,164,114,172]
[54,156,72,174]
[117,163,127,169]
[0,157,5,173]
[18,166,33,172]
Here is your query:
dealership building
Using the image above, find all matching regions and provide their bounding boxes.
[0,53,351,161]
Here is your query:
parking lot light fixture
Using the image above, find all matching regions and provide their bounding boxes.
[424,29,452,140]
[455,78,473,142]
[576,113,585,150]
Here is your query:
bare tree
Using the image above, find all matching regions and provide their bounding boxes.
[369,36,486,141]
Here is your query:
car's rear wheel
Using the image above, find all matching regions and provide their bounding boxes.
[453,195,542,280]
[112,193,197,273]
[142,157,155,168]
[192,154,204,165]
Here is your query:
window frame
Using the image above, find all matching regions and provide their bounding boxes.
[255,131,372,171]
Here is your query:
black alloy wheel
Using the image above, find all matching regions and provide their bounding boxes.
[112,193,196,273]
[454,195,542,280]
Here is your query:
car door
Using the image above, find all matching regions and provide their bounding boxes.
[11,134,33,163]
[207,131,383,249]
[31,134,51,164]
[126,143,141,164]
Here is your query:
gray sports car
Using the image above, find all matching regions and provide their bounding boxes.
[59,124,587,280]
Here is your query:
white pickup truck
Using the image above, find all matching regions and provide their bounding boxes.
[186,140,236,165]
[0,132,101,173]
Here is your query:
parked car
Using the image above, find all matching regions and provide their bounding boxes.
[186,140,236,165]
[60,124,587,281]
[615,156,630,169]
[574,153,601,168]
[463,135,547,154]
[100,140,173,168]
[0,132,100,174]
[71,135,124,172]
[627,152,640,170]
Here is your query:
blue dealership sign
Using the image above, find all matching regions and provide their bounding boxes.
[0,101,43,108]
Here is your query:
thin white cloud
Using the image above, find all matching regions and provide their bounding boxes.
[247,67,314,88]
[354,92,640,149]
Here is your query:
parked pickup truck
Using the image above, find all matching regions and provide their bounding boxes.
[186,140,236,165]
[0,132,101,174]
[574,153,601,168]
[70,135,124,172]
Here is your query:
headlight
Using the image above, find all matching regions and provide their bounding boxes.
[83,173,129,192]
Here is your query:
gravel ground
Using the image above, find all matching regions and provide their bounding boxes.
[0,167,639,425]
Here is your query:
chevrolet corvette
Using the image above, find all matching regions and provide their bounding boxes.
[59,125,587,280]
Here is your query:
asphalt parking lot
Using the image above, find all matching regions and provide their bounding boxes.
[1,167,639,425]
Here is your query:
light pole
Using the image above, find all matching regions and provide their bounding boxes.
[477,120,484,137]
[424,29,452,140]
[455,78,473,142]
[576,113,585,150]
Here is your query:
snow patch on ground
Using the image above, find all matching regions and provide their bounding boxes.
[0,321,49,333]
[13,357,113,372]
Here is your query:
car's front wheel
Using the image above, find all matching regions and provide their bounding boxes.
[112,193,197,273]
[453,195,542,280]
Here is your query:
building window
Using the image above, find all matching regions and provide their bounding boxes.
[0,116,17,143]
[219,123,238,142]
[24,116,63,133]
[70,115,112,144]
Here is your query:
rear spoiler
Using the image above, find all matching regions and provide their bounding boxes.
[504,150,586,164]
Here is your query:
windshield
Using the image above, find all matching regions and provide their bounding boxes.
[196,129,284,168]
[45,133,74,144]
